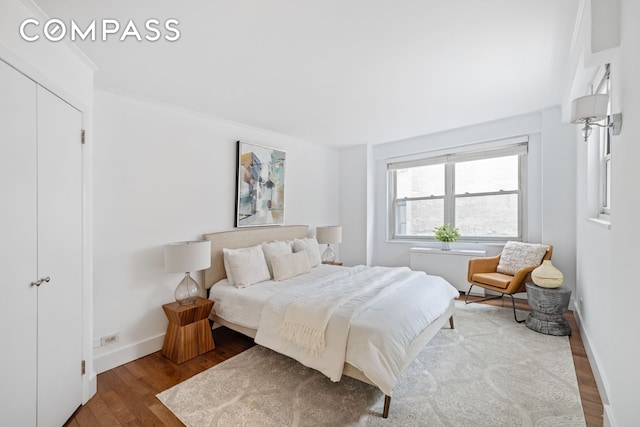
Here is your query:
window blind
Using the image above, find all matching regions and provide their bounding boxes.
[387,137,528,171]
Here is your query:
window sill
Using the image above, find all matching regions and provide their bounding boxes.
[586,217,611,230]
[410,247,486,256]
[386,238,518,245]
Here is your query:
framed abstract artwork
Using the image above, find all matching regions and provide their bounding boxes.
[235,141,286,227]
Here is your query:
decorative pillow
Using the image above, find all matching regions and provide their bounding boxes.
[293,238,321,267]
[271,251,311,281]
[222,245,271,288]
[496,241,549,276]
[262,240,293,278]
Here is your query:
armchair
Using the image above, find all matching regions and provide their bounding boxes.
[466,243,553,322]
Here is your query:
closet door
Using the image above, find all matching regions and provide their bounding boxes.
[36,86,83,426]
[0,60,38,426]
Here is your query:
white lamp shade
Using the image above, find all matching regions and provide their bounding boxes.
[164,241,211,273]
[316,226,342,245]
[571,94,609,123]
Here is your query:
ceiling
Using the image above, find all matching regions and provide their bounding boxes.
[33,0,581,147]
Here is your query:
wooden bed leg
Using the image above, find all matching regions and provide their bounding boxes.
[449,316,454,329]
[383,395,391,418]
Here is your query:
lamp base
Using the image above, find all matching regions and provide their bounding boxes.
[175,272,200,305]
[321,245,336,264]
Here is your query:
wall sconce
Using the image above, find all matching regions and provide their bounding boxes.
[571,94,622,142]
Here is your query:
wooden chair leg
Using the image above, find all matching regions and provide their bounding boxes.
[449,316,454,329]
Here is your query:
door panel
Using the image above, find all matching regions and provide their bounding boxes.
[0,60,38,426]
[36,86,83,427]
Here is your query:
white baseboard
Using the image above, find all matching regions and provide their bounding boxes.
[93,333,165,374]
[573,301,610,406]
[603,404,615,427]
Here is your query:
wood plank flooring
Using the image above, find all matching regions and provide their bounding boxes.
[66,296,603,426]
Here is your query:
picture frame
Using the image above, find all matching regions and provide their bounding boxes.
[235,141,286,227]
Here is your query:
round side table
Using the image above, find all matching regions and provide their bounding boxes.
[525,282,572,336]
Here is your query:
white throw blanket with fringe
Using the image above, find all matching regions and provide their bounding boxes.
[279,266,408,355]
[255,265,425,384]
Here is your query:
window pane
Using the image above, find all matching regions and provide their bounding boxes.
[455,155,518,194]
[455,194,518,237]
[396,199,444,236]
[604,158,611,209]
[396,164,444,198]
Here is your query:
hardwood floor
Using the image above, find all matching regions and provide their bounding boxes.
[66,297,603,426]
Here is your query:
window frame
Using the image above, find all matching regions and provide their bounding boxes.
[387,140,527,242]
[593,64,611,218]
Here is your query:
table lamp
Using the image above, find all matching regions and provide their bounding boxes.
[164,240,211,305]
[316,226,342,263]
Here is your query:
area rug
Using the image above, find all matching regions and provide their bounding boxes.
[157,302,585,426]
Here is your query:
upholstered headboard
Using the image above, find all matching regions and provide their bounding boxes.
[202,225,309,289]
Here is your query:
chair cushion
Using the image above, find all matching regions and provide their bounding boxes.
[471,272,513,290]
[496,241,548,275]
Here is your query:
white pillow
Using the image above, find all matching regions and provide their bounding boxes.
[496,241,549,275]
[271,251,311,281]
[262,240,293,278]
[293,238,321,267]
[222,245,271,288]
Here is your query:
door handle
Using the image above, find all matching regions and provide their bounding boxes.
[31,276,51,287]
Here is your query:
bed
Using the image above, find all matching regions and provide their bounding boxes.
[203,225,458,418]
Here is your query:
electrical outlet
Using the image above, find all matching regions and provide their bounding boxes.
[100,333,119,346]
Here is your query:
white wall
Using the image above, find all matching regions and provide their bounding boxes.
[0,0,96,403]
[572,0,640,425]
[338,145,370,266]
[540,107,577,299]
[0,0,94,109]
[609,2,640,424]
[338,109,577,300]
[92,89,340,373]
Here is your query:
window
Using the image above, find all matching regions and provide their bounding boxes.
[593,64,611,217]
[388,141,527,241]
[600,119,611,215]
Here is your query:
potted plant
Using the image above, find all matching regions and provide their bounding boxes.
[434,223,460,251]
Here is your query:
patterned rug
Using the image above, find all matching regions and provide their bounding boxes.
[157,302,585,426]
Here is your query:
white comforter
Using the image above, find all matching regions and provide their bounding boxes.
[254,265,458,395]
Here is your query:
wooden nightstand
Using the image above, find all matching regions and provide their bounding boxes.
[161,297,215,364]
[322,261,343,266]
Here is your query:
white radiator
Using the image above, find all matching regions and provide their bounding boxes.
[410,247,486,295]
